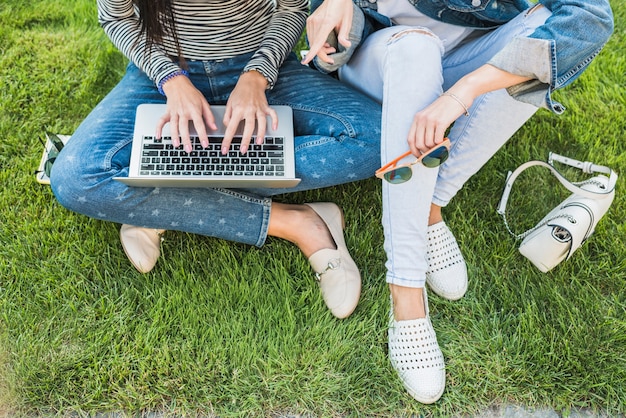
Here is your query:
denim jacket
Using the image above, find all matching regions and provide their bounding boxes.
[310,0,614,113]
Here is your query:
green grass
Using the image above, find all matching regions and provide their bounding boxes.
[1,0,625,416]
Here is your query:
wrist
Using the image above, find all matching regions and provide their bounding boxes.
[440,91,470,116]
[240,69,270,90]
[157,69,189,96]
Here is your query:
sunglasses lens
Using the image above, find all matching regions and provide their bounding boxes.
[44,157,56,177]
[47,133,65,152]
[421,146,449,168]
[383,167,412,184]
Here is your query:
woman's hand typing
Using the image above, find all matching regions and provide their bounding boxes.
[222,70,278,155]
[156,74,217,153]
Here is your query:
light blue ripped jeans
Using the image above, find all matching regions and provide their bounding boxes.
[339,7,551,288]
[50,53,382,247]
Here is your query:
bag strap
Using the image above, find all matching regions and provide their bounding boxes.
[496,152,618,239]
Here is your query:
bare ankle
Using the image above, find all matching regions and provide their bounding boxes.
[390,284,426,320]
[428,204,443,226]
[268,203,334,258]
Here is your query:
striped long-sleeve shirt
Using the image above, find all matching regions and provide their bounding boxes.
[97,0,308,89]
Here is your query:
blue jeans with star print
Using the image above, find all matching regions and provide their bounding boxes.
[50,53,382,246]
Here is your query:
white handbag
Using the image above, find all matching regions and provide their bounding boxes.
[497,152,618,272]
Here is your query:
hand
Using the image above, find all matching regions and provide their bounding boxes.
[222,70,278,155]
[156,75,217,153]
[407,91,472,156]
[407,64,532,156]
[302,0,354,65]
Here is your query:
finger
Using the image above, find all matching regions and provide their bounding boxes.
[302,25,322,64]
[170,115,180,148]
[314,38,336,64]
[156,113,170,139]
[302,28,333,65]
[268,107,279,132]
[409,113,426,155]
[434,124,448,146]
[317,49,335,64]
[198,103,216,148]
[239,115,256,155]
[416,111,437,154]
[221,112,237,155]
[415,125,429,154]
[178,116,192,153]
[423,123,437,150]
[254,112,268,147]
[337,18,353,48]
[407,120,420,157]
[321,44,337,55]
[203,102,217,132]
[192,114,208,149]
[222,104,232,128]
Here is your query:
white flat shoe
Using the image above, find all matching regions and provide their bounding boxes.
[425,221,468,300]
[119,224,165,273]
[388,288,446,404]
[305,203,361,319]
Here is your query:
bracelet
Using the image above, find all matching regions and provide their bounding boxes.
[157,69,189,96]
[441,91,470,116]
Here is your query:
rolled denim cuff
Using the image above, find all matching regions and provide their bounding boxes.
[488,37,553,83]
[313,2,365,74]
[488,37,564,112]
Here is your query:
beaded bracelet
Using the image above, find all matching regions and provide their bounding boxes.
[157,69,189,96]
[441,91,470,116]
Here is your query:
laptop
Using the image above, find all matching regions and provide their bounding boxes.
[114,103,301,188]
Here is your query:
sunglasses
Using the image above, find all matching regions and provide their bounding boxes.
[375,139,451,184]
[37,133,65,178]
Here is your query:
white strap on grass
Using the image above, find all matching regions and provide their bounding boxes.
[497,152,618,239]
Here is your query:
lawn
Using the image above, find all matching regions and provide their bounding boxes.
[1,0,625,416]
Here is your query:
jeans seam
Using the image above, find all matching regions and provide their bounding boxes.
[104,137,133,172]
[212,187,270,205]
[202,61,220,98]
[272,102,358,140]
[385,271,426,288]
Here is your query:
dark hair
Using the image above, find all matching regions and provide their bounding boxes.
[133,0,185,64]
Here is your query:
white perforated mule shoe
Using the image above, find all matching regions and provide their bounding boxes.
[120,224,165,273]
[425,221,468,300]
[305,203,361,319]
[388,288,446,404]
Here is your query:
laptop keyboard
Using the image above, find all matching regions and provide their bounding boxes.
[140,135,286,177]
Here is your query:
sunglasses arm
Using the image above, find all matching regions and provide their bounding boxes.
[375,150,413,175]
